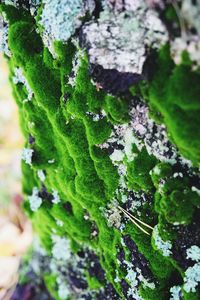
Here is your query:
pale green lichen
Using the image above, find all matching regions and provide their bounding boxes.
[152,225,172,257]
[28,187,42,211]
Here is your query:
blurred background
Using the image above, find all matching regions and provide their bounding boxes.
[0,54,32,300]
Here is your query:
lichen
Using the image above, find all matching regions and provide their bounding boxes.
[83,1,168,73]
[186,245,200,262]
[21,148,34,165]
[28,187,42,211]
[170,286,182,300]
[0,17,11,56]
[184,263,200,293]
[39,0,94,55]
[152,225,172,257]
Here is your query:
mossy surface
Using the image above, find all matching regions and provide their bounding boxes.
[1,2,200,300]
[139,45,200,166]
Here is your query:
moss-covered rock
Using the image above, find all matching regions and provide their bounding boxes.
[1,1,200,299]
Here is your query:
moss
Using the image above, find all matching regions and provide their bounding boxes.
[156,214,178,242]
[8,21,43,65]
[104,94,130,124]
[183,291,199,300]
[85,272,103,290]
[132,44,200,164]
[50,203,92,244]
[160,190,195,224]
[154,173,199,225]
[43,47,55,69]
[44,274,60,300]
[84,117,112,145]
[126,147,157,192]
[0,4,32,24]
[2,4,200,300]
[148,45,200,165]
[90,146,119,198]
[150,162,173,188]
[21,161,37,195]
[139,285,166,300]
[125,224,174,281]
[54,40,76,73]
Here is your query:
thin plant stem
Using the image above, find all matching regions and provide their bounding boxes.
[118,206,154,230]
[118,206,151,236]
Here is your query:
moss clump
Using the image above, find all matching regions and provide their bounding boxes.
[126,147,157,192]
[148,45,200,166]
[151,163,199,225]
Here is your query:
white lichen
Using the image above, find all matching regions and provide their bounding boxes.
[51,235,71,261]
[57,281,71,299]
[170,286,182,300]
[0,18,11,57]
[40,0,82,41]
[173,172,183,178]
[186,245,200,262]
[2,0,41,10]
[39,0,94,55]
[52,189,61,204]
[99,123,141,167]
[103,200,122,228]
[183,262,200,293]
[68,40,86,86]
[170,0,200,68]
[28,187,42,212]
[2,0,18,6]
[56,220,64,227]
[123,259,155,300]
[29,0,41,16]
[152,225,172,257]
[13,68,33,101]
[86,110,106,122]
[126,268,138,287]
[37,170,46,182]
[191,186,200,196]
[83,2,168,73]
[110,149,124,162]
[21,148,34,165]
[152,165,161,175]
[181,0,200,35]
[129,104,177,164]
[171,37,200,68]
[48,158,55,164]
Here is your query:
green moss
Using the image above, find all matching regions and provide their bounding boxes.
[84,117,112,145]
[151,162,199,226]
[139,285,166,300]
[32,205,55,251]
[3,6,200,300]
[85,272,103,290]
[148,45,200,165]
[126,147,157,192]
[183,291,199,300]
[50,203,92,244]
[125,224,174,281]
[54,40,76,72]
[44,274,60,300]
[8,21,43,65]
[90,146,119,198]
[0,4,32,24]
[104,94,130,124]
[21,161,37,195]
[150,162,173,188]
[160,190,195,224]
[43,47,55,69]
